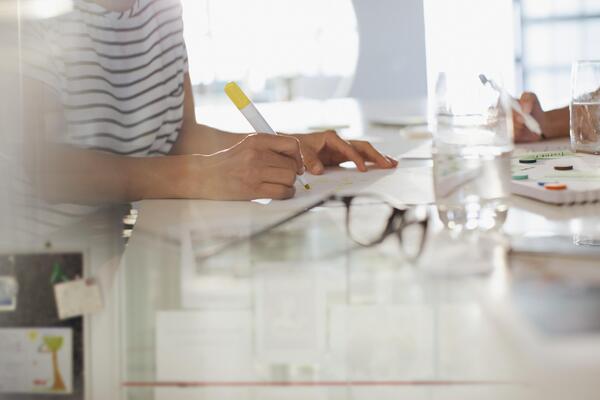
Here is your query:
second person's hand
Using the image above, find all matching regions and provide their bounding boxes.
[514,92,547,143]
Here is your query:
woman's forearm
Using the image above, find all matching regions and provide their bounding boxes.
[31,144,189,204]
[169,74,249,155]
[169,123,248,155]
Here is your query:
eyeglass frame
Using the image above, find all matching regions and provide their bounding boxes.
[320,193,430,261]
[195,192,430,262]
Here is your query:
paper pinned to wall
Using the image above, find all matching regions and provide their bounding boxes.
[0,328,73,394]
[54,278,103,320]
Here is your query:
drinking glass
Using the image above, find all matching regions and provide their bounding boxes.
[570,61,600,154]
[426,72,514,276]
[432,72,514,234]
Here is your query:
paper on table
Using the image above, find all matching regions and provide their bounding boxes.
[280,165,434,207]
[370,115,427,127]
[397,140,432,160]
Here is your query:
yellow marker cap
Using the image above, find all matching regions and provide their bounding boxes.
[224,82,251,110]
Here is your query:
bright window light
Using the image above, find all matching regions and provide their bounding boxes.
[424,0,516,99]
[181,0,358,102]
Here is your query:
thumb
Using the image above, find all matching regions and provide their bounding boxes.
[302,146,325,175]
[520,93,536,114]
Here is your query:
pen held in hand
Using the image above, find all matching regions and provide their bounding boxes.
[224,82,311,190]
[479,74,542,136]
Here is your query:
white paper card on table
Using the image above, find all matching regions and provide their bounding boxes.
[0,328,73,394]
[54,278,103,320]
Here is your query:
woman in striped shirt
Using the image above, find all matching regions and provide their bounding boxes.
[23,0,396,203]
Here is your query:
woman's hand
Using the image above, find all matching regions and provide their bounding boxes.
[291,130,398,175]
[180,134,304,200]
[513,92,547,143]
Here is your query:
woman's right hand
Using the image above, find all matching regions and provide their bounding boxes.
[513,92,547,143]
[179,133,305,200]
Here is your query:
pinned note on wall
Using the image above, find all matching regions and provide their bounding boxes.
[0,256,18,312]
[54,278,103,320]
[0,328,73,394]
[0,276,18,312]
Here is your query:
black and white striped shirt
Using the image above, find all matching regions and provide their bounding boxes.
[23,0,188,156]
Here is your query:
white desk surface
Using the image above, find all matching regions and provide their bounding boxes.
[82,98,600,400]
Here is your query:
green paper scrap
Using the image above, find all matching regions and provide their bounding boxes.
[513,150,576,160]
[50,262,69,285]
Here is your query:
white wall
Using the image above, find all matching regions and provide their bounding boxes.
[0,7,23,249]
[349,0,428,100]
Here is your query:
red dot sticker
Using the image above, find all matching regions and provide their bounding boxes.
[544,183,567,191]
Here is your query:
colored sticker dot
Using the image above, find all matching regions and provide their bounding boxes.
[519,159,537,164]
[544,183,567,191]
[554,165,573,171]
[512,174,528,180]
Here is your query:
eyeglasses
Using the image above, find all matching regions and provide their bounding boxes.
[315,193,430,262]
[195,193,429,262]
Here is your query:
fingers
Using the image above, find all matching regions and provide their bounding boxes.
[385,155,399,167]
[325,131,367,172]
[301,145,325,175]
[514,119,541,142]
[256,183,296,200]
[519,92,537,114]
[259,150,298,172]
[247,134,304,173]
[518,130,542,143]
[350,140,396,169]
[513,110,528,142]
[514,92,541,143]
[260,167,297,187]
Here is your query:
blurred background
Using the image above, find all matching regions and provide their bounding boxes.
[177,0,600,109]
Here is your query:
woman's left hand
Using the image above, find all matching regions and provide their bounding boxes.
[291,130,398,175]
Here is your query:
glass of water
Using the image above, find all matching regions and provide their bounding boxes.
[432,72,513,235]
[571,61,600,154]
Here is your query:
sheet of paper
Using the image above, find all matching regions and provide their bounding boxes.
[0,328,73,394]
[329,305,434,380]
[180,232,253,309]
[397,140,432,159]
[254,263,326,364]
[275,165,434,209]
[0,276,18,312]
[370,115,427,127]
[156,311,253,383]
[54,278,103,320]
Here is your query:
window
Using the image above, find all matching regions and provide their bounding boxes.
[423,0,516,98]
[516,0,600,109]
[181,0,358,104]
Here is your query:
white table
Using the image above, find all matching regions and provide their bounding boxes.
[90,99,600,400]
